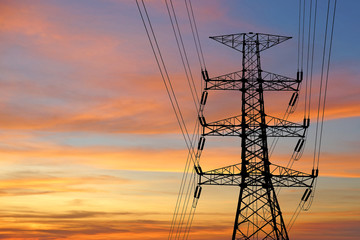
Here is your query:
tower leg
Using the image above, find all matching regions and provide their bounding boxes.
[232,184,289,239]
[232,187,244,240]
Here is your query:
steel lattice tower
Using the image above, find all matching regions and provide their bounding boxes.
[194,32,316,239]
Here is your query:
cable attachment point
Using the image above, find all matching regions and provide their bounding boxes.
[194,164,203,175]
[198,116,207,126]
[200,91,208,105]
[201,69,210,81]
[294,138,305,153]
[303,118,310,128]
[197,137,206,150]
[301,188,312,202]
[194,185,202,199]
[311,169,319,178]
[289,92,299,107]
[296,71,303,82]
[192,185,202,208]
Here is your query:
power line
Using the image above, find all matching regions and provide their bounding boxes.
[297,0,302,70]
[165,0,200,111]
[136,0,191,149]
[308,0,318,119]
[317,0,337,169]
[289,0,337,229]
[304,0,313,119]
[313,0,331,169]
[136,9,201,236]
[185,0,207,70]
[163,1,205,238]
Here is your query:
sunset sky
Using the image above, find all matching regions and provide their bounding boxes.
[0,0,359,239]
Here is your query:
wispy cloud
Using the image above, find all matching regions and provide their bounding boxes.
[0,171,130,196]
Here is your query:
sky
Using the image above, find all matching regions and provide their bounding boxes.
[0,0,359,239]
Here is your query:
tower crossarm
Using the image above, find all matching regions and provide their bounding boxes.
[261,70,300,91]
[266,115,307,137]
[198,164,243,186]
[200,114,243,136]
[270,164,315,188]
[205,70,243,91]
[198,163,314,188]
[200,114,307,137]
[210,33,292,52]
[205,69,300,91]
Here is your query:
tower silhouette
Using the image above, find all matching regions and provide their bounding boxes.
[194,32,316,239]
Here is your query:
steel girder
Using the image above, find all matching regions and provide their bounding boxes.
[205,69,300,91]
[199,114,307,137]
[197,162,315,188]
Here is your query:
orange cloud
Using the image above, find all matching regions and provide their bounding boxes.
[0,132,357,178]
[290,220,360,240]
[0,211,233,240]
[0,209,357,240]
[0,173,129,196]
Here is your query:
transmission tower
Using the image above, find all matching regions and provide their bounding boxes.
[194,32,317,239]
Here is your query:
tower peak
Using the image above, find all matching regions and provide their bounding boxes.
[210,32,292,52]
